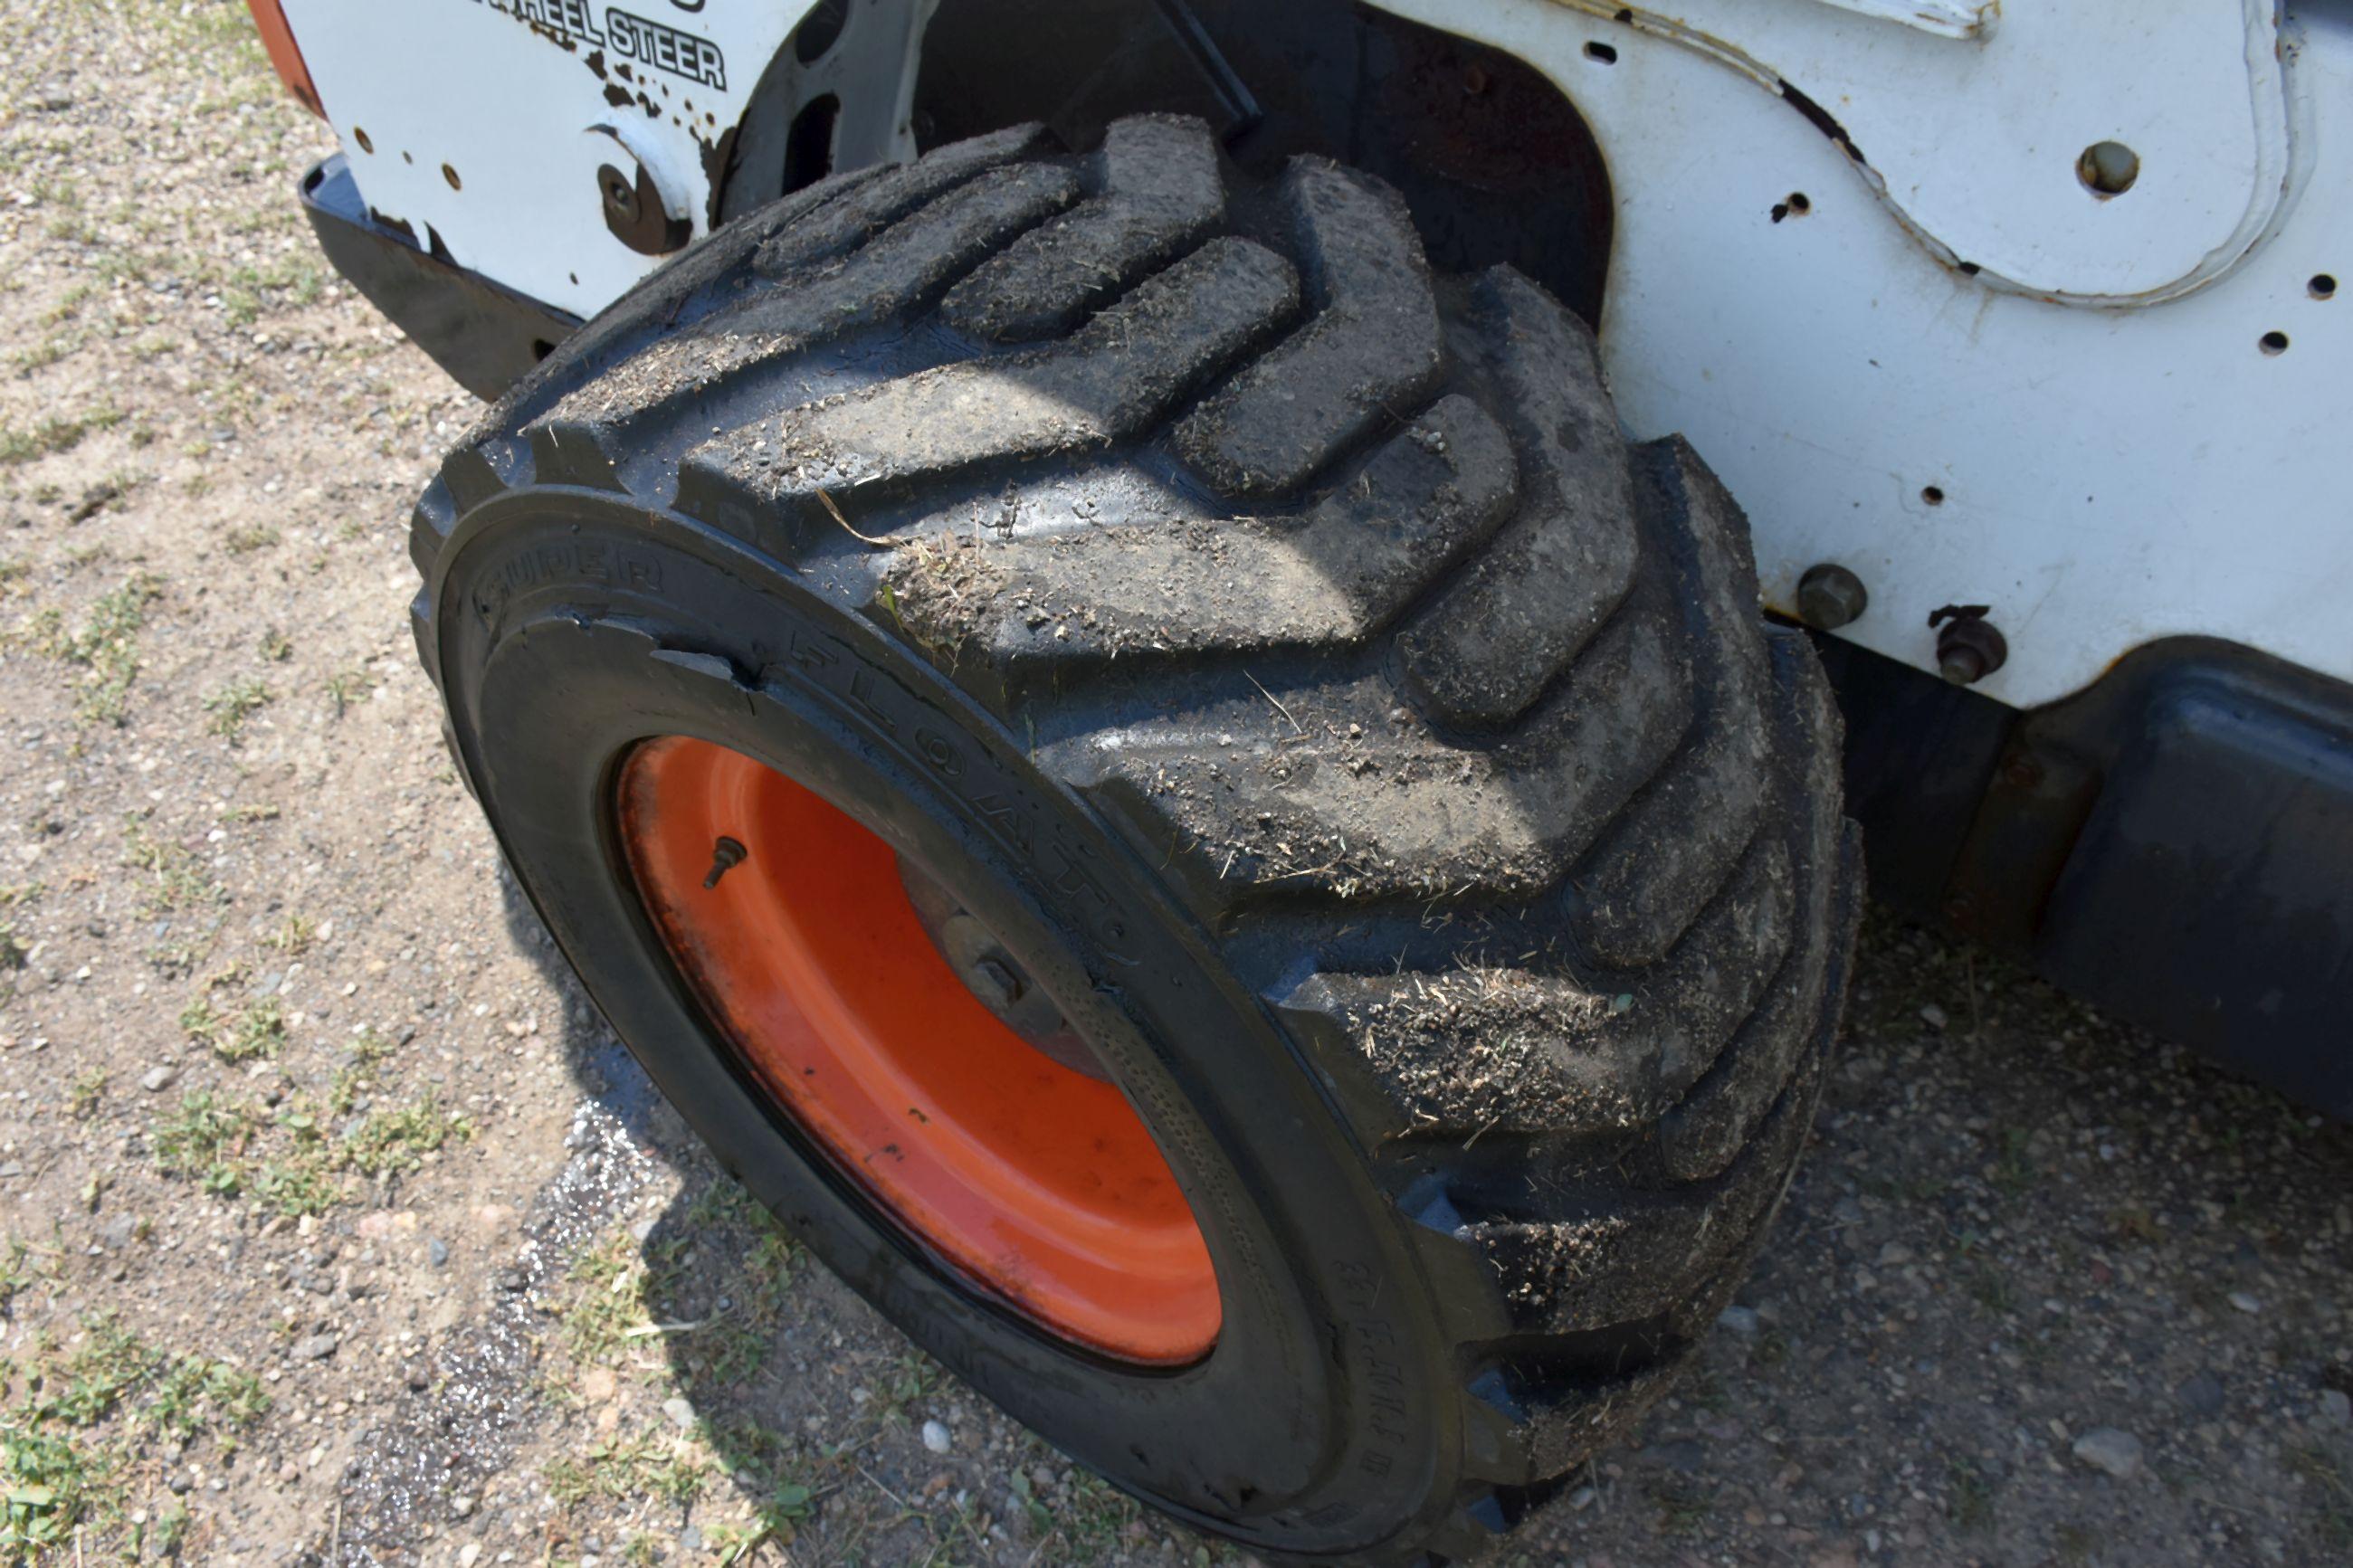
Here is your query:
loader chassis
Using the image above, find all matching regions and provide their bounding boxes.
[276,0,2353,1110]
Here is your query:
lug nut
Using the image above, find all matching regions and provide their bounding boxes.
[1929,606,2007,686]
[1796,564,1869,630]
[701,835,747,889]
[967,955,1026,1009]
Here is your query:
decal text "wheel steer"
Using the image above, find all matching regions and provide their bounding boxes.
[471,0,728,91]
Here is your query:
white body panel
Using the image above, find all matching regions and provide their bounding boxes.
[281,0,830,318]
[284,0,2353,709]
[1370,0,2349,707]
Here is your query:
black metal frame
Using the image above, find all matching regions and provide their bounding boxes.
[297,156,580,403]
[1826,634,2353,1117]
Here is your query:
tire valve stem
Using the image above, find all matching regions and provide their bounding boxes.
[702,836,748,889]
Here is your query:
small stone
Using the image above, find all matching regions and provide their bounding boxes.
[428,1238,450,1269]
[2319,1389,2351,1430]
[677,1526,702,1553]
[2228,1291,2261,1314]
[2177,1373,2225,1418]
[451,1496,474,1518]
[458,1547,482,1568]
[291,1333,339,1363]
[662,1396,696,1430]
[1919,1004,1948,1031]
[1717,1306,1761,1338]
[1567,1484,1596,1512]
[921,1419,952,1455]
[2071,1427,2143,1479]
[141,1066,179,1093]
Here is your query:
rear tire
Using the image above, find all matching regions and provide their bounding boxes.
[410,117,1861,1565]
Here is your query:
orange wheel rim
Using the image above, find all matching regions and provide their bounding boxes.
[615,736,1221,1365]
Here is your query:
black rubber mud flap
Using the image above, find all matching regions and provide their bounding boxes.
[407,118,1862,1565]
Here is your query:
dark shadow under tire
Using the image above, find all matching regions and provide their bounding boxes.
[408,117,1862,1565]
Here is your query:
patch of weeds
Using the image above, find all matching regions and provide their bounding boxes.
[12,334,80,375]
[1964,1259,2017,1316]
[1682,1369,1731,1413]
[179,986,286,1063]
[41,1315,267,1438]
[0,1236,45,1316]
[1988,1126,2038,1198]
[546,1427,707,1510]
[0,884,42,908]
[261,913,316,954]
[258,626,292,662]
[1647,1478,1717,1536]
[705,1478,814,1564]
[203,677,273,742]
[337,1094,472,1178]
[250,1156,338,1219]
[67,1070,106,1120]
[0,1415,110,1554]
[2053,1523,2101,1564]
[151,1092,262,1196]
[683,1177,802,1315]
[559,1231,672,1365]
[20,572,166,724]
[222,524,279,555]
[1014,1464,1140,1564]
[699,1428,831,1559]
[2289,1443,2353,1550]
[122,815,224,913]
[1947,1458,1996,1532]
[323,666,376,718]
[0,1313,268,1551]
[0,414,94,467]
[252,1101,338,1213]
[881,1352,941,1423]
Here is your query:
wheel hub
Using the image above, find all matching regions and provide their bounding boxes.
[614,735,1220,1365]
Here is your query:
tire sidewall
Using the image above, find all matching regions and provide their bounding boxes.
[429,487,1467,1558]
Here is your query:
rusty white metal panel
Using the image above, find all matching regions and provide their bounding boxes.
[278,0,830,318]
[1371,0,2348,708]
[1533,0,2291,303]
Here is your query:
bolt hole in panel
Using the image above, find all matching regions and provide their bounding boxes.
[1369,0,2349,708]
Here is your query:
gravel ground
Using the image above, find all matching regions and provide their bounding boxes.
[1,7,2348,1567]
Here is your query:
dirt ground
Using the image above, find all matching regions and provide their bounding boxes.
[1,6,2348,1567]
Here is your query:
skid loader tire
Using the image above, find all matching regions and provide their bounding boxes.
[409,118,1862,1566]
